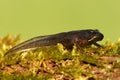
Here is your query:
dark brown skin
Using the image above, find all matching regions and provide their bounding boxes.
[5,29,104,55]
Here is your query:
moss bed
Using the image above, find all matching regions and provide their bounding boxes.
[0,35,120,80]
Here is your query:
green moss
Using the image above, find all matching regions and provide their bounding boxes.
[0,35,120,80]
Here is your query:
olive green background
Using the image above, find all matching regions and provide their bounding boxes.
[0,0,120,42]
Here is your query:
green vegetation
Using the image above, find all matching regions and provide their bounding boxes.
[0,35,120,80]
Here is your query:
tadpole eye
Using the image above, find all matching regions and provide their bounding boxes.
[90,30,96,34]
[90,31,94,33]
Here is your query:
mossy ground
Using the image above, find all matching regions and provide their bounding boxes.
[0,35,120,80]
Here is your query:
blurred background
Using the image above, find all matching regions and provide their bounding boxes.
[0,0,120,42]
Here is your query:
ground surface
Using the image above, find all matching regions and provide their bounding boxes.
[0,35,120,80]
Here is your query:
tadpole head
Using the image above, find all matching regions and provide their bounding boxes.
[78,29,104,44]
[88,29,104,41]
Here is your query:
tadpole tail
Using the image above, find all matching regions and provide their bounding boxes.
[4,35,54,56]
[5,41,38,56]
